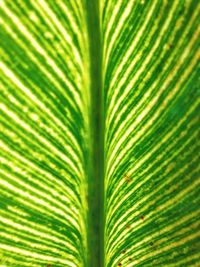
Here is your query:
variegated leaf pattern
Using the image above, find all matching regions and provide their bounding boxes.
[102,0,200,266]
[0,0,91,266]
[0,0,200,267]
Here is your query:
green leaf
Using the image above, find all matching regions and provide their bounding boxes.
[0,1,91,266]
[102,0,200,266]
[0,0,199,267]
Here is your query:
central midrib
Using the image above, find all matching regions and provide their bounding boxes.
[85,1,104,267]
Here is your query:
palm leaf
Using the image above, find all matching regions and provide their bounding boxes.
[0,0,199,267]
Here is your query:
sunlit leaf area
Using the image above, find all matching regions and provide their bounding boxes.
[0,0,199,266]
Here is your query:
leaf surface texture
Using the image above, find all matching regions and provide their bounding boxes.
[0,0,200,266]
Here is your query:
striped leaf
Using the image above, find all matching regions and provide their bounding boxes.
[0,1,92,266]
[0,0,200,267]
[102,0,200,266]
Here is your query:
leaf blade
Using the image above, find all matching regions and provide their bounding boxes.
[0,0,91,266]
[102,0,200,266]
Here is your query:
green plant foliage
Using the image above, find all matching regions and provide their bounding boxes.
[0,0,199,267]
[102,1,200,266]
[0,0,90,266]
